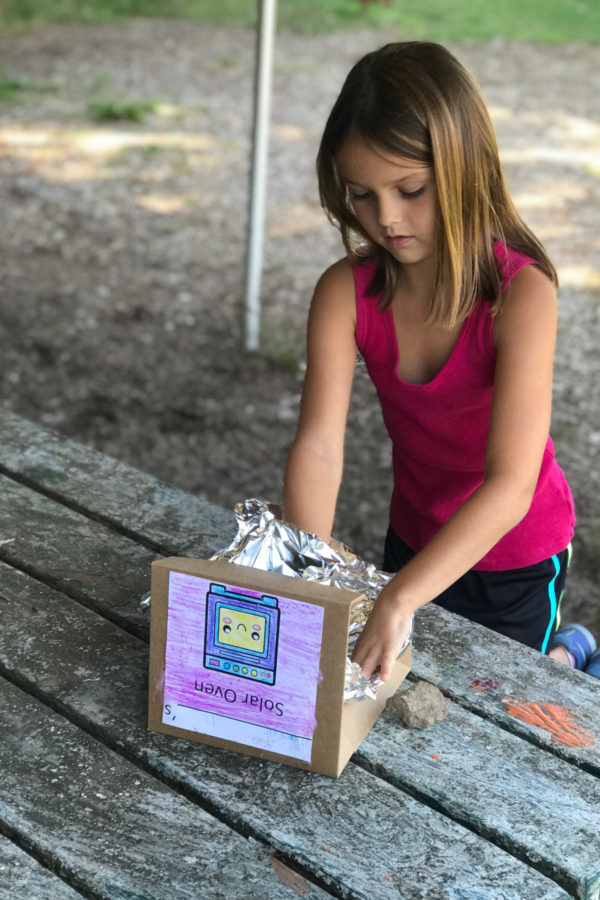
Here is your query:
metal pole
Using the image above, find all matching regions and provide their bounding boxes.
[244,0,277,351]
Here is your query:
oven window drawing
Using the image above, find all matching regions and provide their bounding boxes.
[204,583,280,685]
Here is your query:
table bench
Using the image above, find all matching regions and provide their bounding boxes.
[0,408,599,899]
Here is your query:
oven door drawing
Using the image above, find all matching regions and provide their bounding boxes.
[204,583,280,685]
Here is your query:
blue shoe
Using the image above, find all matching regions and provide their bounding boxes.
[584,649,600,679]
[551,623,597,670]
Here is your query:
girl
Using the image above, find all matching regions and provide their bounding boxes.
[282,41,587,681]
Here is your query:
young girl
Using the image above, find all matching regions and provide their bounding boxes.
[282,41,591,681]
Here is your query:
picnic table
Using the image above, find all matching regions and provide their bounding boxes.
[0,407,599,900]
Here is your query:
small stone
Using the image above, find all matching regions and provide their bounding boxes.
[388,679,449,729]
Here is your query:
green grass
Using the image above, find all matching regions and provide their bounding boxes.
[0,77,31,101]
[87,97,159,122]
[0,74,58,101]
[0,0,599,43]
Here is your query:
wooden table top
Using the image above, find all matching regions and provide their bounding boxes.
[0,410,599,900]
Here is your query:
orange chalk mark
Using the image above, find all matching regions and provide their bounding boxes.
[501,697,595,749]
[430,755,440,761]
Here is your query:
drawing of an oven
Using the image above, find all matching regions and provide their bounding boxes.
[204,583,280,685]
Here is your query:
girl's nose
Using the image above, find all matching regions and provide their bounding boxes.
[377,194,401,229]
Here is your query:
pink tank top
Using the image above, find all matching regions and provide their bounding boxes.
[354,244,575,570]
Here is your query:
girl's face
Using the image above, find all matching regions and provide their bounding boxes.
[336,135,437,269]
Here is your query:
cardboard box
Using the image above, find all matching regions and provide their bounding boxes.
[148,557,411,777]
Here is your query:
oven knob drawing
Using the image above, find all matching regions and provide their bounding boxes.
[204,583,280,684]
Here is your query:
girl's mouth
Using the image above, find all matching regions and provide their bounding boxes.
[385,235,413,247]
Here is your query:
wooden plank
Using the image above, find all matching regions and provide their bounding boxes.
[411,604,600,774]
[0,562,571,900]
[0,409,235,556]
[0,677,328,900]
[0,473,154,635]
[0,833,84,899]
[356,684,600,900]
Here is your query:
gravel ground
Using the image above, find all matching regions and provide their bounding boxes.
[0,19,598,630]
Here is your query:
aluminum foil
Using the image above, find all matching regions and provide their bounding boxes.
[210,499,412,701]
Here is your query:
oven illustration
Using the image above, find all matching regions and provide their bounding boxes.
[204,583,280,685]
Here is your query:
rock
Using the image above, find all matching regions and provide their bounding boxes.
[388,680,450,729]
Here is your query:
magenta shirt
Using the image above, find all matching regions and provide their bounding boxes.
[354,244,575,570]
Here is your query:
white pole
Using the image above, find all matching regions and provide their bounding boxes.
[244,0,277,351]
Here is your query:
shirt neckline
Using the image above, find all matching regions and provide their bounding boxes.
[383,306,473,389]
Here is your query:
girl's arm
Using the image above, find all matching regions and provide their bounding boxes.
[352,264,559,681]
[283,259,358,542]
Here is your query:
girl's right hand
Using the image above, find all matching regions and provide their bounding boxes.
[351,585,413,682]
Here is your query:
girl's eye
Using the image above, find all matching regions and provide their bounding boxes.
[349,187,426,202]
[401,187,425,200]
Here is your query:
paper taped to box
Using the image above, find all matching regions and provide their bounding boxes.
[148,557,411,777]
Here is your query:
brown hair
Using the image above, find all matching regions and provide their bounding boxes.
[317,42,557,326]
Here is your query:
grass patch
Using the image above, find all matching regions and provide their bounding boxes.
[87,97,159,123]
[362,0,600,44]
[0,77,30,101]
[1,0,599,43]
[85,77,181,124]
[0,75,58,101]
[224,0,600,42]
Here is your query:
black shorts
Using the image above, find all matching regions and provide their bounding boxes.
[382,526,570,653]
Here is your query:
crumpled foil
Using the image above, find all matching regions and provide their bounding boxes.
[210,499,412,702]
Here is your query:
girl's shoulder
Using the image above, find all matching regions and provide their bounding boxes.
[305,259,358,380]
[311,257,357,315]
[315,256,355,291]
[494,240,540,291]
[493,239,556,306]
[308,258,357,336]
[492,255,557,350]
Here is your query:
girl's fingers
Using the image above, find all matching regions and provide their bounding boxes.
[380,643,400,682]
[353,644,378,680]
[379,656,392,683]
[352,612,411,681]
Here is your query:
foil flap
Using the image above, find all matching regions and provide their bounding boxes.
[210,499,412,701]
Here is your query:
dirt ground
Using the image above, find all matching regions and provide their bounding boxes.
[0,20,598,631]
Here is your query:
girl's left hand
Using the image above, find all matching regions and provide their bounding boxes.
[351,586,413,682]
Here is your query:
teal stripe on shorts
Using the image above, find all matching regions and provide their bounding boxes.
[541,554,561,655]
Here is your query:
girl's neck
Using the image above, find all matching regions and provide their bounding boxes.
[395,261,436,311]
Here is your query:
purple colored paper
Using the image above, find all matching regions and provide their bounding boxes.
[162,571,325,762]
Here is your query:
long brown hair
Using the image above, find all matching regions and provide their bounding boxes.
[317,42,557,326]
